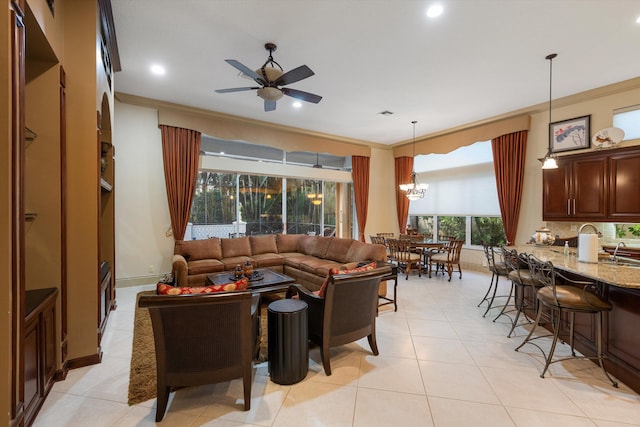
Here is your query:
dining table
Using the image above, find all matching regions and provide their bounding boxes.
[408,238,448,273]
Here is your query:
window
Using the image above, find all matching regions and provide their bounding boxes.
[471,216,507,246]
[613,106,640,141]
[189,172,343,239]
[408,140,506,246]
[189,172,237,239]
[238,174,283,235]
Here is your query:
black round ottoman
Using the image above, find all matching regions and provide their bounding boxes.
[267,299,309,384]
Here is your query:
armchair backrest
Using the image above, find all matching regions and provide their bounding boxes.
[321,268,388,344]
[444,240,464,262]
[138,291,255,398]
[387,238,414,263]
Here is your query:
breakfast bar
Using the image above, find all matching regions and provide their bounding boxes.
[513,244,640,393]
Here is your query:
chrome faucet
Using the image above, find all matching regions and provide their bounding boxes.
[612,242,627,263]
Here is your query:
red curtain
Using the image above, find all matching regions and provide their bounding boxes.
[352,156,370,242]
[395,157,413,232]
[160,125,201,241]
[491,130,528,245]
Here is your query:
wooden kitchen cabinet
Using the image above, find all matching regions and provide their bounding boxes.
[608,147,640,222]
[543,145,640,222]
[543,154,607,221]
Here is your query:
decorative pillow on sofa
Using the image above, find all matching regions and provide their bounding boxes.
[317,261,377,298]
[157,277,249,295]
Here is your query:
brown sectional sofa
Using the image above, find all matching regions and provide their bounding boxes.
[172,234,387,292]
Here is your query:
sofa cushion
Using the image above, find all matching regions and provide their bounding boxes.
[284,254,319,270]
[250,234,278,255]
[317,261,377,297]
[221,236,252,258]
[299,235,333,258]
[299,258,336,275]
[187,259,225,275]
[175,238,222,261]
[346,240,386,262]
[325,237,355,263]
[156,277,248,295]
[276,233,303,253]
[251,253,285,268]
[221,256,253,271]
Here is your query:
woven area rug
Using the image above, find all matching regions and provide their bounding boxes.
[127,291,270,405]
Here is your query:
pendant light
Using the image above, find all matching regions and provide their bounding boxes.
[541,53,558,170]
[307,181,323,205]
[399,121,429,200]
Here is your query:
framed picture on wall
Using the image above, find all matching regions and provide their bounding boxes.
[550,115,591,153]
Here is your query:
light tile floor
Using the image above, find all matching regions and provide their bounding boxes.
[34,270,640,426]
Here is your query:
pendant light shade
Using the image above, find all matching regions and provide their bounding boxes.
[541,53,558,170]
[399,121,429,200]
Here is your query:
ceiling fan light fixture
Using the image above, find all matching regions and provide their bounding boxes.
[257,87,284,101]
[257,66,284,83]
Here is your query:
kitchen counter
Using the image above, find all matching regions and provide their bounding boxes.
[511,243,640,394]
[512,244,640,289]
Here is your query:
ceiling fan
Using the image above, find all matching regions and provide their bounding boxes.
[215,43,322,112]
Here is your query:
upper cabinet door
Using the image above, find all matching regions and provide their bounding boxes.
[608,148,640,222]
[572,157,607,220]
[543,160,572,220]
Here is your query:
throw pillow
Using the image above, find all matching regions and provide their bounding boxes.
[157,277,248,295]
[317,261,377,298]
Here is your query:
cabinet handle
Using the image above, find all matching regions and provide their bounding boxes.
[567,199,571,215]
[573,199,576,215]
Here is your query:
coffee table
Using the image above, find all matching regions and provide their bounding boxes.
[206,268,295,296]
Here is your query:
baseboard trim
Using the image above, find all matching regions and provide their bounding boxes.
[53,360,69,382]
[116,274,165,288]
[65,352,102,370]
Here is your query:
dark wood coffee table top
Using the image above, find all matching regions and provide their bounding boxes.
[206,268,295,294]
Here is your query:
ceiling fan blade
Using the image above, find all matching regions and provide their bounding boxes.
[224,60,266,85]
[274,65,314,86]
[215,87,259,93]
[264,99,277,112]
[281,87,322,104]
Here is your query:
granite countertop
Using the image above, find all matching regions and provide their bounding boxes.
[511,244,640,290]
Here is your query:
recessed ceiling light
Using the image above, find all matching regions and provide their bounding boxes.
[636,15,640,24]
[426,4,443,18]
[292,101,302,108]
[150,64,166,75]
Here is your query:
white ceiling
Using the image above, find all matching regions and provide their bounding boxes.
[111,0,640,146]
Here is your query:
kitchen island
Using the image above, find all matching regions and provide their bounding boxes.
[512,244,640,393]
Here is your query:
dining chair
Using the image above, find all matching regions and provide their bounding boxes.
[514,255,618,387]
[387,238,422,279]
[428,239,463,281]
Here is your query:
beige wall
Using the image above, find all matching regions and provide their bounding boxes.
[113,101,173,284]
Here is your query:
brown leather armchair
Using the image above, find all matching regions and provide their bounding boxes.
[287,267,390,376]
[138,291,260,421]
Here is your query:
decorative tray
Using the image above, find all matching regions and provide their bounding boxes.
[229,271,264,282]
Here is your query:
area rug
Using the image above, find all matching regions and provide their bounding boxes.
[127,291,270,405]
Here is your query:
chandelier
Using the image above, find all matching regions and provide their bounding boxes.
[541,53,558,170]
[399,121,429,200]
[307,181,323,205]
